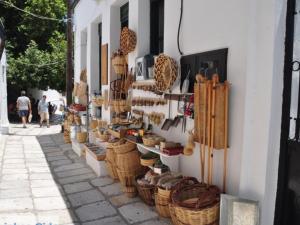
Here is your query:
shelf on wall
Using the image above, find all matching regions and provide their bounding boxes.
[136,143,180,172]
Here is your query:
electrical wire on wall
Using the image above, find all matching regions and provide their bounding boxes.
[177,0,184,56]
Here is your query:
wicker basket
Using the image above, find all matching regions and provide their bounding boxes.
[170,178,220,225]
[112,55,126,75]
[120,27,137,55]
[142,137,159,147]
[122,186,137,198]
[155,193,170,218]
[158,187,171,198]
[140,157,158,167]
[113,142,136,154]
[105,159,119,180]
[117,168,139,187]
[169,203,185,225]
[76,132,87,143]
[74,116,81,125]
[136,175,155,206]
[116,149,141,172]
[154,54,178,92]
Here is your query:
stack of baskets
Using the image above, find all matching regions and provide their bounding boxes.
[114,141,142,197]
[169,178,220,225]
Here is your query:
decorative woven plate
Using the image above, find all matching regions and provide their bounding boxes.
[154,54,177,92]
[120,27,137,55]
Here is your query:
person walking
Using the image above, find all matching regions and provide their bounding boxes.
[38,95,50,128]
[16,90,31,128]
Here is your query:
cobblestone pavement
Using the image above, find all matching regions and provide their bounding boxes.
[0,124,172,225]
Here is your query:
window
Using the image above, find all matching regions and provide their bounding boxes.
[150,0,164,55]
[120,3,129,29]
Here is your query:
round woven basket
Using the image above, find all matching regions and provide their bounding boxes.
[170,178,220,225]
[140,157,158,167]
[155,193,171,218]
[154,54,178,92]
[112,55,126,75]
[120,27,137,55]
[135,175,155,206]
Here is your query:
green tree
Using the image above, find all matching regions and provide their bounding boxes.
[0,0,67,91]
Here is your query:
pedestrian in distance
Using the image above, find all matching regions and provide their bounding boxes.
[38,95,50,128]
[16,90,32,128]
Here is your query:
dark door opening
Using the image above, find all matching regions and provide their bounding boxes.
[274,0,300,224]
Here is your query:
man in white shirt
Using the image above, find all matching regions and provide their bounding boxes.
[38,95,50,128]
[16,91,31,128]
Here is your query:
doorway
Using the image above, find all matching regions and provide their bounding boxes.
[275,0,300,224]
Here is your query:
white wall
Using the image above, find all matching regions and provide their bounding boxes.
[0,49,9,134]
[73,0,288,223]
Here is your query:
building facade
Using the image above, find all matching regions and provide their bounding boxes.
[72,0,288,224]
[0,49,9,135]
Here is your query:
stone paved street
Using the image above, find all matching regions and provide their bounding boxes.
[0,124,171,225]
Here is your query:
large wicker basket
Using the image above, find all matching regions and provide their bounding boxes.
[170,178,220,225]
[116,149,141,172]
[122,186,137,198]
[105,160,119,180]
[117,168,139,187]
[105,147,119,180]
[113,142,136,154]
[135,175,155,206]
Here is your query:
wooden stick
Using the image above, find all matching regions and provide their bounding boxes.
[223,82,229,193]
[207,80,212,185]
[209,75,218,185]
[201,81,207,183]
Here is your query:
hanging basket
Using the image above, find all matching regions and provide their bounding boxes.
[120,27,137,55]
[112,55,126,75]
[154,54,178,92]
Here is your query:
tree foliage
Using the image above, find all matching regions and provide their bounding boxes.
[0,0,67,91]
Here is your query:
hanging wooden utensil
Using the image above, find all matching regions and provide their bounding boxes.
[208,74,219,185]
[223,81,229,193]
[161,94,173,131]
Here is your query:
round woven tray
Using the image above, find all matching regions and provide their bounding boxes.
[154,54,178,92]
[120,27,136,55]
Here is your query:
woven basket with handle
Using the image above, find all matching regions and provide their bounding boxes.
[170,177,220,225]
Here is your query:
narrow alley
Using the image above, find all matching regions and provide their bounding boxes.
[0,125,171,225]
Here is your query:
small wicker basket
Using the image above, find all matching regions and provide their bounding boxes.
[136,175,155,206]
[140,157,158,167]
[112,55,126,75]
